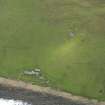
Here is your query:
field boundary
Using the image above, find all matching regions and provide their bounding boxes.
[0,77,104,105]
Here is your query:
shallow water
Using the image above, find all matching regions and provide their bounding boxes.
[0,98,31,105]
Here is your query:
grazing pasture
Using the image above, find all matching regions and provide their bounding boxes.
[0,0,105,100]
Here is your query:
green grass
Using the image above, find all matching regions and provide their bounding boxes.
[0,0,105,100]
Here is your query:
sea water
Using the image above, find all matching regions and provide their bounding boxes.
[0,98,31,105]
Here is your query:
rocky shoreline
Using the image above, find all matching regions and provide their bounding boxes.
[0,85,89,105]
[0,77,104,105]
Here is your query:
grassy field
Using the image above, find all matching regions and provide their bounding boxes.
[0,0,105,100]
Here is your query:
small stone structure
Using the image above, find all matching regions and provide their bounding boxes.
[24,68,41,76]
[69,32,75,37]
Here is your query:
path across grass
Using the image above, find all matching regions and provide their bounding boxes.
[0,0,105,100]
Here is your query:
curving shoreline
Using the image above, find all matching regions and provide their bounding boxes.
[0,77,104,105]
[0,85,87,105]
